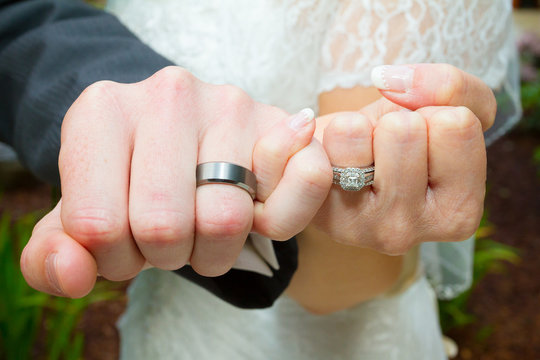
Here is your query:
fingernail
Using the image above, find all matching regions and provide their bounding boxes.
[371,65,414,92]
[288,108,315,131]
[45,253,65,296]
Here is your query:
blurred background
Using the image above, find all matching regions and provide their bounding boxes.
[1,3,540,360]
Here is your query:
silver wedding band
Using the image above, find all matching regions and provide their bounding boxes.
[332,165,375,191]
[196,162,257,199]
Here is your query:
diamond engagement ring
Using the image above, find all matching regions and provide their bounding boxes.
[196,162,257,199]
[332,165,375,191]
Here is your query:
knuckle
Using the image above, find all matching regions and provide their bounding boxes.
[485,90,497,130]
[263,104,289,119]
[295,160,333,196]
[147,255,189,272]
[334,226,366,247]
[329,113,372,139]
[190,260,233,278]
[432,107,481,141]
[61,82,130,151]
[436,64,464,105]
[151,66,196,99]
[376,238,414,256]
[132,210,193,248]
[196,201,251,239]
[221,84,250,104]
[441,203,484,242]
[215,85,253,117]
[348,114,373,139]
[155,66,194,85]
[256,136,285,164]
[377,112,426,144]
[79,80,120,102]
[258,223,292,241]
[100,269,140,282]
[256,210,304,241]
[64,81,121,129]
[65,209,124,246]
[31,212,52,235]
[372,218,415,255]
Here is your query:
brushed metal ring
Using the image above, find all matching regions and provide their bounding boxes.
[196,162,257,199]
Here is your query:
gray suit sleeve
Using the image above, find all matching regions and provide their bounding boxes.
[0,0,173,184]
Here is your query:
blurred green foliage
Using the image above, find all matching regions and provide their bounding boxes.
[520,81,540,131]
[0,211,122,360]
[533,146,540,177]
[438,215,520,333]
[518,32,540,132]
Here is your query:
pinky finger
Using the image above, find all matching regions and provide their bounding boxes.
[252,140,332,240]
[252,108,316,202]
[21,200,97,298]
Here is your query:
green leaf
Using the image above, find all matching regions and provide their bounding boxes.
[65,332,85,360]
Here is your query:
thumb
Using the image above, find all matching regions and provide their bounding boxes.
[21,200,97,298]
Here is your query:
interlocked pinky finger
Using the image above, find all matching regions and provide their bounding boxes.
[252,140,332,240]
[252,108,316,202]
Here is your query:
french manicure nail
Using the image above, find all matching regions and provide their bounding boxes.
[45,253,65,296]
[288,108,315,131]
[371,65,415,92]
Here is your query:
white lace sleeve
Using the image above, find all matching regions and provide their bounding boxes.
[318,0,521,300]
[319,0,514,91]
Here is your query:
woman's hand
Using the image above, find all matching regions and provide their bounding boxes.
[312,64,496,255]
[20,67,331,298]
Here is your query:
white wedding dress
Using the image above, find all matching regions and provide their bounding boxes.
[105,1,520,359]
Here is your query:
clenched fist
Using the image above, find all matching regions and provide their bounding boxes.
[21,67,332,298]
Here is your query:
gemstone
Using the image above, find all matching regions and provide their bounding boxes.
[340,168,366,191]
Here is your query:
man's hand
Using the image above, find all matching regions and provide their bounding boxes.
[21,67,332,298]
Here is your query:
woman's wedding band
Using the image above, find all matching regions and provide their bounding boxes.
[332,165,375,191]
[196,162,257,199]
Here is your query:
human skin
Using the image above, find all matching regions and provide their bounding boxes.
[20,67,332,298]
[20,64,495,303]
[286,64,496,314]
